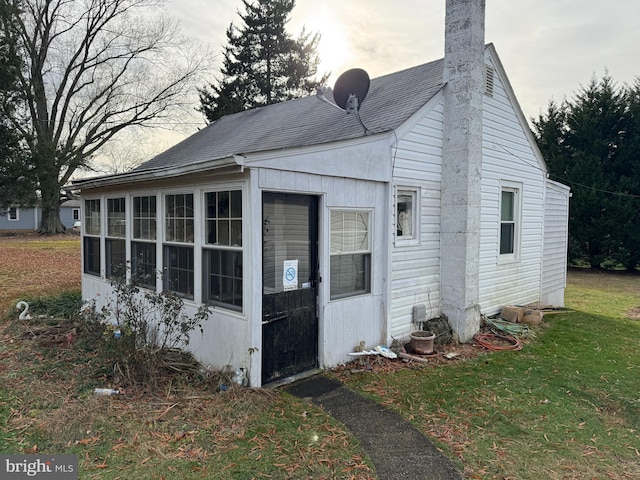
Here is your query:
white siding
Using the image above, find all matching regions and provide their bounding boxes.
[389,101,444,340]
[478,55,547,314]
[541,180,570,306]
[252,163,389,367]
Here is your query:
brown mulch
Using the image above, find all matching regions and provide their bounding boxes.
[0,233,81,313]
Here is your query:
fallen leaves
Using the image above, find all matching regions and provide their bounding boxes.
[0,234,80,312]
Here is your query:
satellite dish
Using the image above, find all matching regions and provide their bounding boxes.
[332,68,370,112]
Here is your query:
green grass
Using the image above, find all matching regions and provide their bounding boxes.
[2,273,640,479]
[339,271,640,479]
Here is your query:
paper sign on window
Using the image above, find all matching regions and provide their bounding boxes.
[283,259,298,291]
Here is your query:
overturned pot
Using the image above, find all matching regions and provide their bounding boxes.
[410,330,436,355]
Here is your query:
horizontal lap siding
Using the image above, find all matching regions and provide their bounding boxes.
[541,181,569,305]
[390,102,444,339]
[479,58,546,314]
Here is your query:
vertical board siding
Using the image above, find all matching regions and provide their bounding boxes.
[389,102,444,339]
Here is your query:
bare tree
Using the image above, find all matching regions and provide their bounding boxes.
[0,0,210,233]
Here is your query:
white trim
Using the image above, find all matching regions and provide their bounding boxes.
[7,206,18,221]
[498,180,522,264]
[328,207,373,300]
[394,186,421,246]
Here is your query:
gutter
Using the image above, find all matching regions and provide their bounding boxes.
[68,156,241,191]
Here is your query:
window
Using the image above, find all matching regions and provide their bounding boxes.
[131,196,157,289]
[396,189,418,242]
[330,210,371,299]
[106,198,126,278]
[500,188,517,255]
[163,245,194,298]
[85,199,101,236]
[73,209,79,221]
[203,190,243,311]
[8,207,18,221]
[166,193,194,243]
[133,195,157,241]
[83,199,101,276]
[163,193,194,298]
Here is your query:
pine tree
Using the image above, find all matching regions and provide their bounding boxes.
[0,0,35,212]
[198,0,328,123]
[534,74,640,270]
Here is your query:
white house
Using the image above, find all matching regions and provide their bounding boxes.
[71,0,569,387]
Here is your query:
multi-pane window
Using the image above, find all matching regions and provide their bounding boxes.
[330,210,371,299]
[166,193,194,243]
[163,194,194,298]
[131,196,157,288]
[8,207,18,221]
[500,189,517,255]
[73,209,79,221]
[203,190,243,311]
[133,196,157,240]
[106,198,126,278]
[83,199,101,276]
[163,245,194,299]
[84,199,101,236]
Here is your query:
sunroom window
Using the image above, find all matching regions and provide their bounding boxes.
[163,193,194,299]
[131,195,157,289]
[83,199,101,276]
[330,210,371,299]
[106,198,126,278]
[203,190,243,311]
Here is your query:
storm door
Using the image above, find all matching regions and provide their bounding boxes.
[262,193,319,384]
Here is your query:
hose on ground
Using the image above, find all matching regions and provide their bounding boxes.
[474,332,522,351]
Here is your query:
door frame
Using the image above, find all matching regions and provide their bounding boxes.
[260,191,320,383]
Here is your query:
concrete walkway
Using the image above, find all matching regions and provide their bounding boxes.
[285,375,463,480]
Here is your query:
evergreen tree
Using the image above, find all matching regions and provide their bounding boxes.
[198,0,328,123]
[0,0,35,212]
[534,74,640,270]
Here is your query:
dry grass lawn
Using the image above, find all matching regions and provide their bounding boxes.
[0,233,80,313]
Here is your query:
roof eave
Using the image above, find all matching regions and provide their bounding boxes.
[68,156,241,191]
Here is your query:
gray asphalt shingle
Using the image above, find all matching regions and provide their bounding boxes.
[133,58,445,173]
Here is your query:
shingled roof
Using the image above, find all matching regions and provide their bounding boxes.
[132,57,445,174]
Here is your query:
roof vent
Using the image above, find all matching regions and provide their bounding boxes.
[484,65,495,97]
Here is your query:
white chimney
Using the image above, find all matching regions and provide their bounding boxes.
[440,0,485,341]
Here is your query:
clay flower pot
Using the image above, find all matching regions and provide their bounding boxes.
[410,331,436,355]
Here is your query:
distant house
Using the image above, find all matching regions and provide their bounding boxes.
[71,0,569,387]
[0,200,80,232]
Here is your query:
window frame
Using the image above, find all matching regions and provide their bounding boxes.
[105,197,126,279]
[498,182,522,262]
[202,188,244,312]
[131,195,158,289]
[7,206,18,221]
[83,198,101,276]
[395,187,420,246]
[329,209,372,300]
[162,192,195,299]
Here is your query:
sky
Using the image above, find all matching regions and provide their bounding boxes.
[134,0,640,161]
